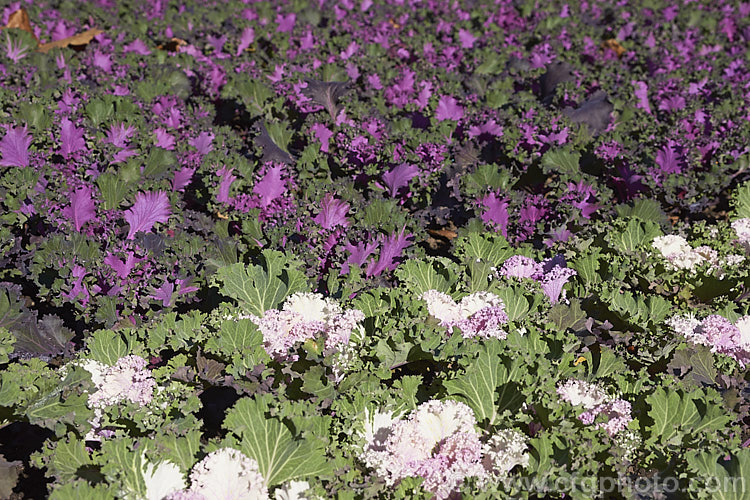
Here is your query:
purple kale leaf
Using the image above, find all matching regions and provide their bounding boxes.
[366,228,413,277]
[313,193,349,229]
[60,118,86,158]
[252,165,286,207]
[382,163,419,197]
[0,126,32,167]
[123,191,171,240]
[61,186,96,232]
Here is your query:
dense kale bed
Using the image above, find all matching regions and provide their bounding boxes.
[1,0,750,498]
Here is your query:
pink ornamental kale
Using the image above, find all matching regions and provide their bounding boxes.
[361,400,486,499]
[498,255,543,280]
[420,290,509,339]
[0,125,32,167]
[124,191,171,240]
[540,266,577,304]
[668,314,750,367]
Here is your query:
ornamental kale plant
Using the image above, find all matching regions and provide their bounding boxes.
[1,0,750,498]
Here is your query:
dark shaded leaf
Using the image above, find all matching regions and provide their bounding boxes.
[301,79,349,120]
[563,91,613,136]
[254,123,294,165]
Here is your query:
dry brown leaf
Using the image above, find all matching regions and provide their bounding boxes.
[601,39,626,57]
[37,28,103,53]
[427,228,458,240]
[5,8,36,40]
[157,37,187,52]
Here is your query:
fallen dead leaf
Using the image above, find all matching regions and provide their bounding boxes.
[157,37,188,52]
[601,39,626,57]
[427,228,458,240]
[5,8,36,40]
[37,28,104,53]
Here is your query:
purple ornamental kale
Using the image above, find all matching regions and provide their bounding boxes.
[540,266,577,304]
[172,167,195,192]
[189,132,214,156]
[62,186,96,232]
[382,163,419,197]
[104,251,141,279]
[252,165,286,207]
[655,142,682,175]
[60,118,86,158]
[216,167,237,203]
[366,228,413,277]
[124,191,171,240]
[310,123,334,153]
[0,125,32,167]
[479,193,510,237]
[313,193,349,229]
[435,95,464,122]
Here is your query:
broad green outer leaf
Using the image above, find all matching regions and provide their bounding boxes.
[494,287,529,322]
[87,329,129,365]
[214,319,263,355]
[224,398,331,486]
[645,296,671,325]
[613,218,661,254]
[444,341,521,427]
[646,388,730,448]
[217,263,287,317]
[548,300,588,333]
[395,259,453,294]
[646,388,698,446]
[49,437,92,481]
[352,290,389,318]
[732,182,750,219]
[687,449,750,500]
[458,232,514,267]
[583,346,626,379]
[100,439,146,499]
[571,251,601,287]
[50,481,119,500]
[542,149,580,175]
[25,368,91,431]
[150,430,201,472]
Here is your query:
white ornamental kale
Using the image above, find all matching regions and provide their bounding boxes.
[249,292,364,360]
[651,234,743,275]
[163,447,268,500]
[360,400,485,499]
[82,355,156,408]
[420,290,509,339]
[732,218,750,248]
[142,458,186,500]
[482,429,530,478]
